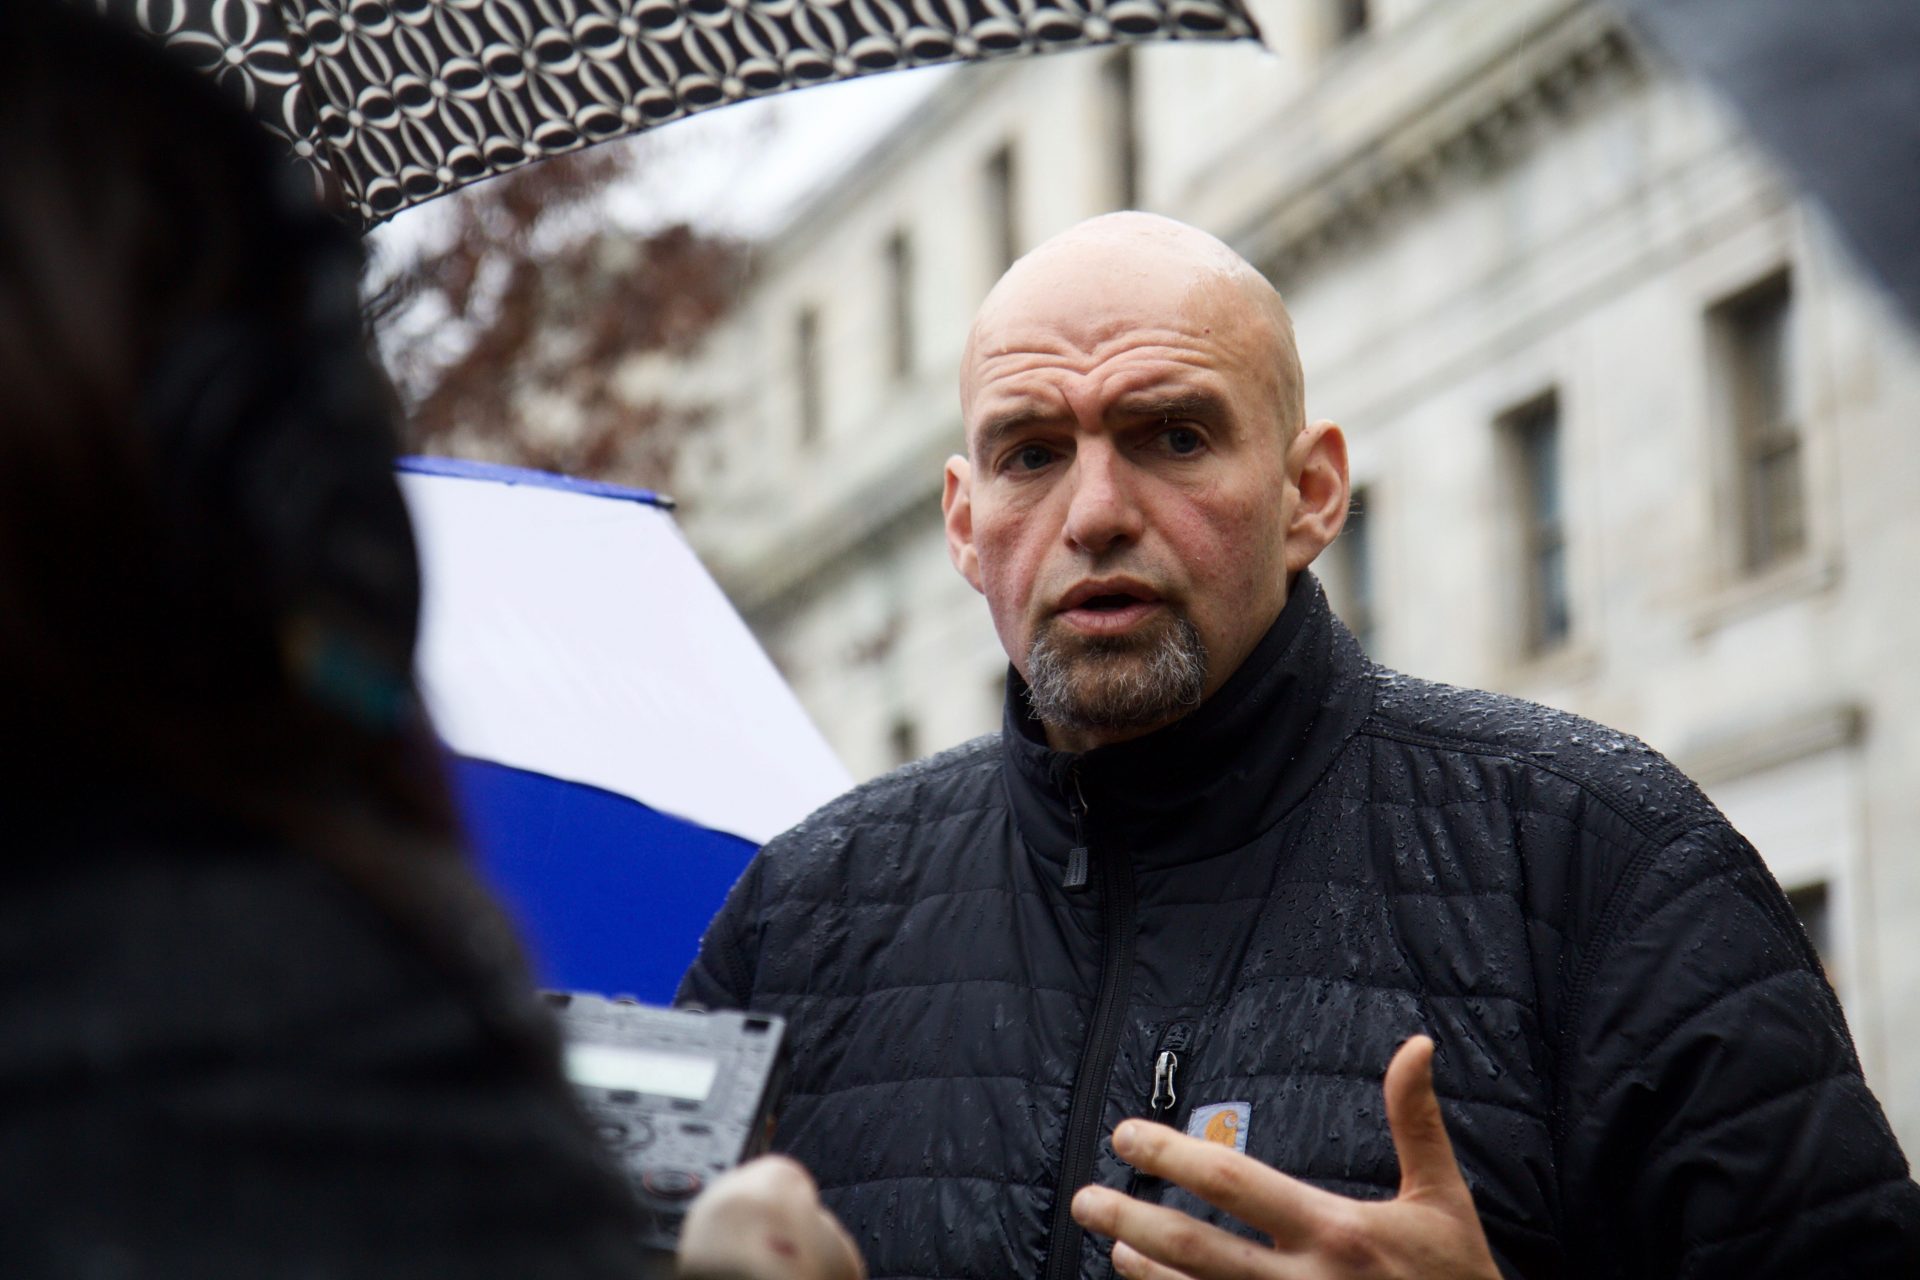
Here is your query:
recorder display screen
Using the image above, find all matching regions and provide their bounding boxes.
[563,1044,719,1101]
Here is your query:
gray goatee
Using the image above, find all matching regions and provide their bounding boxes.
[1024,614,1208,734]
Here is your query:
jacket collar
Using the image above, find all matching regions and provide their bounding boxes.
[1001,572,1372,872]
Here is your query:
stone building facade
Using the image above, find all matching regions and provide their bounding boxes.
[669,0,1920,1151]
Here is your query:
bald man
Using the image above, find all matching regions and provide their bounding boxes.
[681,215,1918,1280]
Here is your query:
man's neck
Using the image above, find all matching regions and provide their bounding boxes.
[1042,712,1188,755]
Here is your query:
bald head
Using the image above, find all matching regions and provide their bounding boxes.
[961,212,1305,441]
[943,213,1351,750]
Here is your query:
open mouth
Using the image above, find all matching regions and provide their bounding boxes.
[1061,580,1160,610]
[1057,582,1164,633]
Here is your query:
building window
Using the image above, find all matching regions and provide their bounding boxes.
[1336,485,1377,653]
[888,716,921,766]
[985,143,1019,275]
[795,306,822,446]
[884,229,914,379]
[1102,48,1138,209]
[1712,272,1803,573]
[1332,0,1370,42]
[1502,392,1570,655]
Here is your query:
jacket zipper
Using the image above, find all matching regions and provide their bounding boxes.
[1124,1021,1194,1206]
[1063,771,1092,892]
[1043,767,1136,1280]
[1149,1022,1193,1119]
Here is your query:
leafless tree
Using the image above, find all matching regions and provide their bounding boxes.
[371,146,748,494]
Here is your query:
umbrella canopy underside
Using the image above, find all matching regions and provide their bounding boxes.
[97,0,1259,226]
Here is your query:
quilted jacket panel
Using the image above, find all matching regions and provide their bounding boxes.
[681,576,1919,1279]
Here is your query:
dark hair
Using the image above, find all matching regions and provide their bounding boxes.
[0,1,481,936]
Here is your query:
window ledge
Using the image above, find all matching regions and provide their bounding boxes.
[1689,552,1840,638]
[1677,699,1863,788]
[1499,639,1601,692]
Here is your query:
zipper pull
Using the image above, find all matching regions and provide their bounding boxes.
[1151,1049,1179,1114]
[1146,1021,1194,1118]
[1063,767,1092,892]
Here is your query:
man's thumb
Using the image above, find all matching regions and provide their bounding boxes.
[1384,1035,1467,1203]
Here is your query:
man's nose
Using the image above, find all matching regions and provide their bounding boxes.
[1062,442,1145,555]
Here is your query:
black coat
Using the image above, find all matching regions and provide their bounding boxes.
[0,818,654,1278]
[681,575,1920,1280]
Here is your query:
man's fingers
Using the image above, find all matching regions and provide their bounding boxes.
[1074,1185,1292,1280]
[1382,1036,1467,1204]
[1109,1240,1200,1280]
[1101,1123,1332,1249]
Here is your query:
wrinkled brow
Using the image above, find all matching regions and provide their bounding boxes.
[972,389,1231,458]
[1107,389,1228,424]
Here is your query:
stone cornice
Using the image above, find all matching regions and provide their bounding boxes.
[1679,700,1865,788]
[1213,0,1641,282]
[686,397,955,622]
[754,61,1023,280]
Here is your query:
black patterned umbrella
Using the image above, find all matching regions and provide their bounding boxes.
[95,0,1260,227]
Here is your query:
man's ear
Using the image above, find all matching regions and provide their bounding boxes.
[1283,420,1350,577]
[943,455,985,593]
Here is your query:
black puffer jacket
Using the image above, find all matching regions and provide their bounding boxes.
[681,575,1919,1280]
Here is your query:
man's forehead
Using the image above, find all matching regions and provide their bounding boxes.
[971,268,1247,368]
[962,287,1272,424]
[969,354,1216,419]
[969,320,1226,372]
[960,213,1302,432]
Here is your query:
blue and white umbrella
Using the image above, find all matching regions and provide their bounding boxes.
[398,457,851,1001]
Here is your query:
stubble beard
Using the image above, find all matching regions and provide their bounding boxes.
[1023,611,1209,736]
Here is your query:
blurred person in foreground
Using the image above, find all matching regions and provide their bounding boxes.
[0,5,856,1278]
[682,211,1920,1279]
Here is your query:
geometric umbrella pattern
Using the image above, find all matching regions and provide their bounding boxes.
[95,0,1259,227]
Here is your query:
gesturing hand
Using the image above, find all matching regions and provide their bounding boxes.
[1070,1036,1501,1280]
[678,1155,866,1280]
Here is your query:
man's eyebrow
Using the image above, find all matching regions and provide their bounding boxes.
[972,408,1055,458]
[971,391,1225,454]
[1109,390,1227,422]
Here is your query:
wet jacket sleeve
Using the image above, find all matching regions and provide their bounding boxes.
[676,849,765,1011]
[1559,819,1920,1277]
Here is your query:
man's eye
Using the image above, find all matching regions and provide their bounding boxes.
[1014,444,1054,471]
[1163,426,1203,455]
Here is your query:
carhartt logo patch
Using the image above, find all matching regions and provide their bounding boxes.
[1187,1101,1250,1153]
